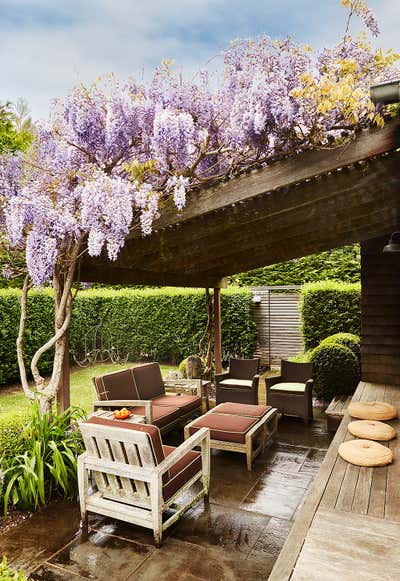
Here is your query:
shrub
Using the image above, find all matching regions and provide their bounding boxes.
[0,556,27,581]
[300,281,361,350]
[0,412,27,460]
[1,403,85,514]
[0,287,256,386]
[231,244,360,286]
[310,343,360,402]
[320,332,361,364]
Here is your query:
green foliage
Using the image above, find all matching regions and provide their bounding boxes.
[0,412,27,460]
[300,281,361,350]
[231,245,360,286]
[178,358,187,377]
[320,332,361,363]
[0,287,256,386]
[0,557,28,581]
[0,102,32,154]
[310,343,360,401]
[1,402,85,514]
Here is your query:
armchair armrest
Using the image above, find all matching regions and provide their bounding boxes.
[155,427,210,476]
[305,378,314,392]
[214,371,230,387]
[92,399,153,423]
[265,375,282,389]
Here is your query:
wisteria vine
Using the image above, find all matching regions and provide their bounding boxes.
[0,0,398,286]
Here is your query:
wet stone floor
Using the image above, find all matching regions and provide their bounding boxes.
[2,411,332,581]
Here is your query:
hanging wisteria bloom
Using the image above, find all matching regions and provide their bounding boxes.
[0,0,398,287]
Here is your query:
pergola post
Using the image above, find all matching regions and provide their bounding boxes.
[57,332,71,412]
[213,287,222,374]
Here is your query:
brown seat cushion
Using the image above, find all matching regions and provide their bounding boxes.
[132,362,165,400]
[130,405,181,428]
[162,445,202,501]
[152,394,201,413]
[93,368,139,401]
[212,402,271,418]
[188,413,258,444]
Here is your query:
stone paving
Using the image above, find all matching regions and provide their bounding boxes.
[1,408,332,581]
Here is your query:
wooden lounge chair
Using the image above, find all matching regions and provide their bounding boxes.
[78,416,210,547]
[92,363,202,433]
[215,358,260,405]
[266,360,313,423]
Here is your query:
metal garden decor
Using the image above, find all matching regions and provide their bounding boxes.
[72,319,129,367]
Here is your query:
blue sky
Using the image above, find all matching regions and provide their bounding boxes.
[1,0,399,119]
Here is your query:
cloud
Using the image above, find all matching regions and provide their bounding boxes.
[1,0,399,119]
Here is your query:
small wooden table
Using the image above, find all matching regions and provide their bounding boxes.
[90,409,145,424]
[184,404,278,470]
[164,378,212,414]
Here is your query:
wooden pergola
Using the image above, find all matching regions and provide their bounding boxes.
[61,119,400,409]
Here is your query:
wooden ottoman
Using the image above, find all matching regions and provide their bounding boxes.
[184,402,278,470]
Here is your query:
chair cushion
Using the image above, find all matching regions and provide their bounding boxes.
[132,362,165,400]
[188,413,258,444]
[270,382,306,393]
[152,394,201,413]
[86,416,165,465]
[212,402,271,418]
[93,368,139,401]
[219,379,253,388]
[162,445,202,501]
[130,405,181,428]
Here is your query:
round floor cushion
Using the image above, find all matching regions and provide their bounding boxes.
[348,420,396,441]
[348,401,397,421]
[339,439,393,467]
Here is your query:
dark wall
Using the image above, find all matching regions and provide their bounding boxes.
[361,235,400,385]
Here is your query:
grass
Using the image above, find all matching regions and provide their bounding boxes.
[0,362,177,417]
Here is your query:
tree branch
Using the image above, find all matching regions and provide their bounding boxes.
[16,274,34,400]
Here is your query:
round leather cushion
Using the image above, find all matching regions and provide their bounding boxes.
[348,401,397,421]
[338,439,393,467]
[348,420,396,441]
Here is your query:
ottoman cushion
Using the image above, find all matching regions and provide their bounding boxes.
[212,402,271,418]
[188,413,258,444]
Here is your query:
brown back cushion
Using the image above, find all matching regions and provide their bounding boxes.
[93,368,139,401]
[281,360,313,383]
[86,416,165,466]
[132,362,165,400]
[229,358,260,380]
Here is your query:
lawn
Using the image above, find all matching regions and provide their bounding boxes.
[0,362,177,417]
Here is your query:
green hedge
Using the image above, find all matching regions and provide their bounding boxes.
[310,342,360,401]
[0,287,256,386]
[0,412,27,460]
[231,244,360,286]
[300,281,361,350]
[320,332,361,364]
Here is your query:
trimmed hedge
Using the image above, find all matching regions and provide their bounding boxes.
[0,287,256,386]
[0,412,27,460]
[320,332,361,364]
[310,342,360,401]
[300,281,361,350]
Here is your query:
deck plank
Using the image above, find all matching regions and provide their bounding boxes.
[269,382,400,580]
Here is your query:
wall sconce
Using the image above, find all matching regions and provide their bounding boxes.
[252,294,262,304]
[383,232,400,253]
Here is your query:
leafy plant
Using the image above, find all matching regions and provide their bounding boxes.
[300,281,361,350]
[0,556,27,581]
[320,332,361,364]
[310,342,360,401]
[1,402,85,514]
[232,244,361,286]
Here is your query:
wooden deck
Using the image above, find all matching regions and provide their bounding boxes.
[269,381,400,581]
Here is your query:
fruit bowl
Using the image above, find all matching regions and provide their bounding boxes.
[113,408,132,420]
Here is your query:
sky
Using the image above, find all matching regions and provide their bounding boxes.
[1,0,399,119]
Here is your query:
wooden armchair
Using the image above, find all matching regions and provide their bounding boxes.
[78,416,210,547]
[215,358,260,405]
[266,360,313,423]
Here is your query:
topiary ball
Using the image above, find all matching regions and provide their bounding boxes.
[320,332,361,364]
[310,342,360,402]
[178,358,187,378]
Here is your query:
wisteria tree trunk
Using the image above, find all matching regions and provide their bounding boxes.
[16,243,81,414]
